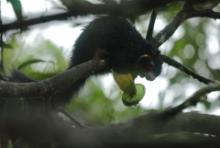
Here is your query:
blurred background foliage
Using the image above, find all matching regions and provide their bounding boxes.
[1,0,220,126]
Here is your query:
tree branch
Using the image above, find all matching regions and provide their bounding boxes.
[150,1,219,85]
[1,0,218,33]
[146,10,157,40]
[0,59,106,98]
[154,1,220,47]
[154,8,187,47]
[189,10,220,19]
[161,55,217,84]
[162,83,220,116]
[0,11,76,32]
[2,111,220,147]
[0,0,176,32]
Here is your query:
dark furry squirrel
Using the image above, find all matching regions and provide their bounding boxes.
[9,16,163,106]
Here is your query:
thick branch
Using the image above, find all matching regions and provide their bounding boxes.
[3,112,220,147]
[0,59,106,98]
[61,0,177,17]
[0,0,176,32]
[1,0,218,32]
[0,12,76,32]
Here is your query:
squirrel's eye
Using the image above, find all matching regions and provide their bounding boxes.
[136,54,151,63]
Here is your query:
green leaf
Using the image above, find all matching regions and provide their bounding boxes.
[17,59,46,70]
[7,0,23,21]
[122,84,145,106]
[25,71,59,80]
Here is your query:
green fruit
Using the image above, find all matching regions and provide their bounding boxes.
[122,84,145,106]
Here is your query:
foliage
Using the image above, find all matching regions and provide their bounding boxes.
[3,36,68,80]
[7,0,22,21]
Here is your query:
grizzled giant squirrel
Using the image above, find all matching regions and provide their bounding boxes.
[10,16,163,105]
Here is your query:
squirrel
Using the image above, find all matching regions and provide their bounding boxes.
[9,16,163,106]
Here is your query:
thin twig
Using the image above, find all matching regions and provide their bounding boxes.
[146,10,157,40]
[154,8,187,47]
[154,2,220,47]
[189,10,220,19]
[161,55,217,84]
[162,83,220,116]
